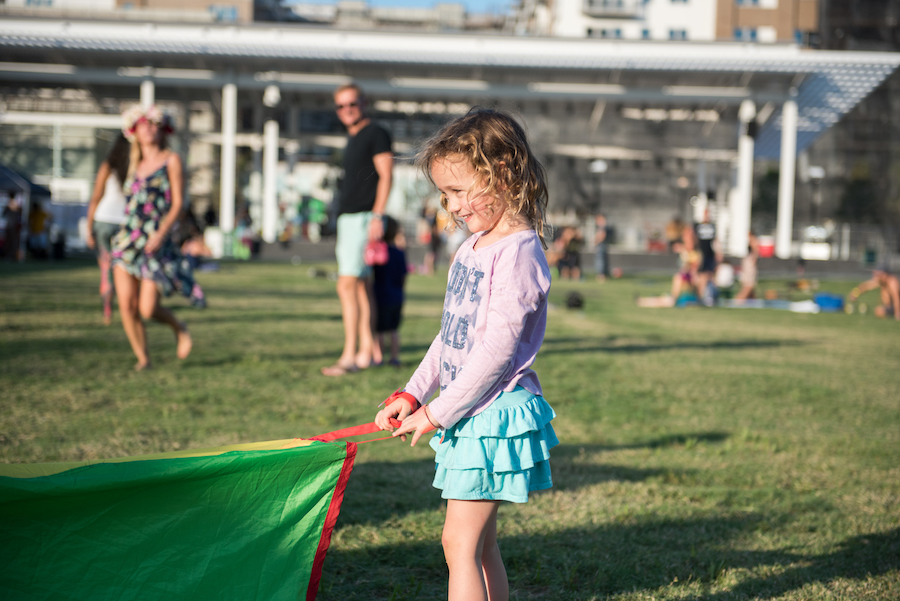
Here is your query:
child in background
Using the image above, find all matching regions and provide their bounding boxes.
[375,109,558,601]
[372,215,407,367]
[86,133,131,325]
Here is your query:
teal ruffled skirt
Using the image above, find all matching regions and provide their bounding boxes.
[429,386,558,504]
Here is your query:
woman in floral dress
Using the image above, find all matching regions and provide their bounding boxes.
[111,104,204,370]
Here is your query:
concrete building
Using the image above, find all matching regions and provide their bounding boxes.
[1,0,253,22]
[290,0,499,31]
[513,0,818,43]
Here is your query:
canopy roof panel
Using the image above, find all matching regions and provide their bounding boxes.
[1,18,898,159]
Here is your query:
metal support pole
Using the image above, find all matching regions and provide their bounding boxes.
[219,82,237,237]
[729,99,755,258]
[841,223,851,260]
[262,119,279,244]
[52,122,63,179]
[775,97,798,259]
[140,79,155,108]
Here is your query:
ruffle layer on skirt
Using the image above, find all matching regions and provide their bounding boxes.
[430,390,558,504]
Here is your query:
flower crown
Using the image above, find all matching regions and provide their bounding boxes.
[122,104,175,141]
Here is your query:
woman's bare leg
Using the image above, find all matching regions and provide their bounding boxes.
[443,500,506,601]
[114,266,149,369]
[138,280,191,359]
[734,284,755,301]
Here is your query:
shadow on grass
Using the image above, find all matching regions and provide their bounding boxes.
[540,336,806,356]
[0,258,96,276]
[322,516,900,601]
[338,438,728,527]
[188,311,341,325]
[200,286,338,301]
[555,432,730,453]
[687,527,900,601]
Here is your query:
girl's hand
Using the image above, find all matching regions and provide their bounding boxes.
[374,399,414,433]
[144,232,164,255]
[375,390,419,435]
[86,230,96,250]
[393,406,439,447]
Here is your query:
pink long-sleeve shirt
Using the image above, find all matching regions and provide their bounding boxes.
[404,229,551,430]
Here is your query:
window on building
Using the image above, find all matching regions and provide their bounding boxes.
[642,28,651,39]
[668,29,688,40]
[734,27,757,41]
[209,5,238,21]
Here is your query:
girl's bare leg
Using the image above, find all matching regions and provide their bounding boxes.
[443,500,506,601]
[98,248,113,325]
[480,505,509,601]
[113,266,149,369]
[138,279,192,359]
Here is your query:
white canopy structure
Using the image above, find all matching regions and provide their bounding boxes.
[2,18,898,255]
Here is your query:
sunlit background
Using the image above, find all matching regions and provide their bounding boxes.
[1,0,899,269]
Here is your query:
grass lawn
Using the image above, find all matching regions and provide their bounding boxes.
[1,258,898,600]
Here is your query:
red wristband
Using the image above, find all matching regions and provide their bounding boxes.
[381,389,420,412]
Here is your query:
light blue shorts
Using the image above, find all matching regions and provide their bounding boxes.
[92,221,121,254]
[335,212,373,277]
[430,386,558,504]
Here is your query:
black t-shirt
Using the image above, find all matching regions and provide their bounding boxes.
[338,122,392,216]
[695,222,716,258]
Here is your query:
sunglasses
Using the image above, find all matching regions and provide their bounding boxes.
[335,101,360,111]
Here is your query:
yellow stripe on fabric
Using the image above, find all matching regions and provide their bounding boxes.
[0,438,316,479]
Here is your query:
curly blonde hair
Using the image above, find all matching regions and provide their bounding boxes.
[416,108,549,248]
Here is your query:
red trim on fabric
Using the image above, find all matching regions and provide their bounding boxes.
[306,441,357,601]
[308,419,401,443]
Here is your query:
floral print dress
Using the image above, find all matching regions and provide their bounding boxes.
[110,161,206,308]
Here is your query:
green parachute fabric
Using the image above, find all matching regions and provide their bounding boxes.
[0,438,356,601]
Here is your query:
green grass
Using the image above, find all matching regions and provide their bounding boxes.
[1,259,898,600]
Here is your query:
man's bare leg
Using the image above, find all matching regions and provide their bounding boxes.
[322,275,361,375]
[355,277,375,368]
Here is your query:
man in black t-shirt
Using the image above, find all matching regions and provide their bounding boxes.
[322,83,394,376]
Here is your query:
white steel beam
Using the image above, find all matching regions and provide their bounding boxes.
[219,82,237,235]
[262,119,279,244]
[729,99,755,258]
[775,98,798,259]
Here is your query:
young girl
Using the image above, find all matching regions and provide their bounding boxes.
[86,133,130,325]
[110,104,204,370]
[375,109,558,601]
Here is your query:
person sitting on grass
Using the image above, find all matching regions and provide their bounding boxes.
[847,266,900,321]
[636,231,701,308]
